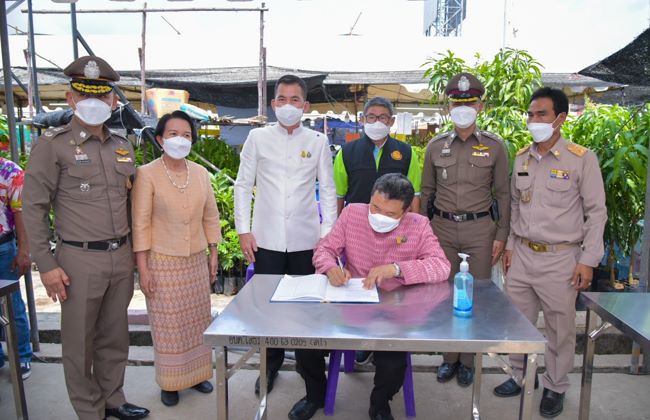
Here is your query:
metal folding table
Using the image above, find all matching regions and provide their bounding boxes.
[579,292,650,420]
[0,279,28,419]
[204,274,546,420]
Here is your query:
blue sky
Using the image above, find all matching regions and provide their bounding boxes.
[4,0,649,72]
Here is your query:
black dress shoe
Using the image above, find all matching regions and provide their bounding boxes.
[493,375,539,397]
[436,361,460,383]
[192,380,214,393]
[255,370,279,395]
[540,388,564,418]
[368,405,395,420]
[105,403,150,419]
[160,390,179,407]
[288,397,324,420]
[456,364,474,387]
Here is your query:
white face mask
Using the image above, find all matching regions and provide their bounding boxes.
[527,116,560,143]
[364,121,391,141]
[275,104,304,127]
[449,106,478,129]
[368,210,401,233]
[162,136,192,160]
[74,97,112,126]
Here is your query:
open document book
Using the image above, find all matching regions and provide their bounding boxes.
[270,274,380,303]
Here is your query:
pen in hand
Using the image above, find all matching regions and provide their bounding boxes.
[332,256,350,287]
[337,256,345,275]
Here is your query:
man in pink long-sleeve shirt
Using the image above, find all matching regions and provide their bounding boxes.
[288,174,450,420]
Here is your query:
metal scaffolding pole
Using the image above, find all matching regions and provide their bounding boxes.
[24,4,269,117]
[26,0,42,112]
[70,2,78,59]
[2,0,40,353]
[1,1,19,163]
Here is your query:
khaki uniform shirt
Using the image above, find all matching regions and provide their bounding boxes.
[506,137,607,267]
[23,118,135,273]
[420,130,511,241]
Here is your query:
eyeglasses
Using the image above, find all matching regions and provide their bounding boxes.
[365,114,391,124]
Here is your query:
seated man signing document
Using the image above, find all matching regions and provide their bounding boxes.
[289,173,451,420]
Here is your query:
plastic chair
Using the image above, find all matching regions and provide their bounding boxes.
[324,351,415,417]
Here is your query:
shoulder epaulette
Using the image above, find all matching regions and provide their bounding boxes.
[567,142,588,157]
[516,145,531,156]
[427,131,452,146]
[109,129,128,140]
[40,125,71,141]
[480,130,505,144]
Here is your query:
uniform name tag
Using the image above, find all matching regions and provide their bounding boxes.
[517,172,529,176]
[74,154,89,161]
[471,151,489,157]
[116,157,133,163]
[441,148,451,157]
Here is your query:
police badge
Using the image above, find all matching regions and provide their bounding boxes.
[84,60,101,79]
[458,75,470,92]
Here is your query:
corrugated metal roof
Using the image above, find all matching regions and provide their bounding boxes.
[2,65,623,89]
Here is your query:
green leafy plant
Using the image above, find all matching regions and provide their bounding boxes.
[420,48,543,164]
[189,136,240,179]
[210,171,246,278]
[565,102,649,283]
[0,115,8,143]
[421,49,649,288]
[423,48,543,112]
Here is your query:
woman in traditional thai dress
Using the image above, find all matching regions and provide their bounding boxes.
[132,110,221,406]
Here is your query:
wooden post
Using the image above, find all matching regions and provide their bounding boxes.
[22,49,33,119]
[140,2,147,115]
[258,3,266,117]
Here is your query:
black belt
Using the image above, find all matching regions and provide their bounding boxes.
[0,231,15,245]
[62,236,128,251]
[433,207,490,223]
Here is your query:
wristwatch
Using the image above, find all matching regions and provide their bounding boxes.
[393,263,402,278]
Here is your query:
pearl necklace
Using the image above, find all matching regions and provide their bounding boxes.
[161,156,189,190]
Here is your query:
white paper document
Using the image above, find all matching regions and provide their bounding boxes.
[270,274,380,303]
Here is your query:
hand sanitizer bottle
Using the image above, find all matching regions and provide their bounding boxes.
[453,253,474,317]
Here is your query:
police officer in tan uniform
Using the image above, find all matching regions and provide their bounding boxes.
[23,56,150,420]
[420,73,510,387]
[493,87,606,418]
